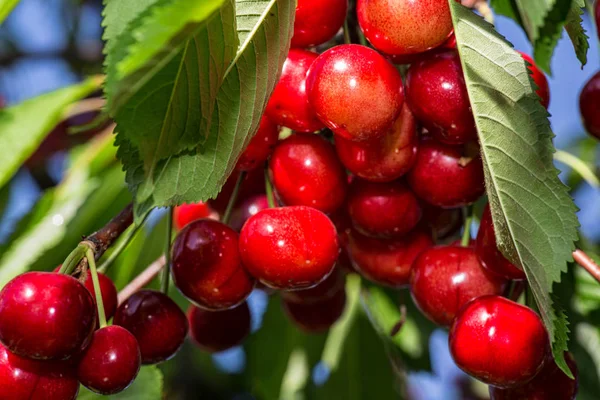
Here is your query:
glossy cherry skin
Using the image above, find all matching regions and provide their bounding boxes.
[77,325,141,395]
[449,295,549,388]
[519,52,550,109]
[282,286,346,333]
[172,219,254,310]
[281,267,345,305]
[187,303,251,353]
[114,290,188,365]
[580,71,600,140]
[209,167,265,214]
[407,138,485,208]
[306,44,404,142]
[291,0,347,48]
[174,202,212,230]
[335,103,417,182]
[236,115,279,171]
[410,246,508,326]
[0,272,96,360]
[0,343,79,400]
[229,194,270,232]
[269,133,347,214]
[239,206,339,290]
[83,271,118,323]
[476,205,526,280]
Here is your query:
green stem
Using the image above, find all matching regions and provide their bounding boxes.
[554,149,600,188]
[461,206,473,247]
[59,242,91,275]
[221,171,247,225]
[265,168,276,208]
[86,248,107,328]
[161,207,173,294]
[98,212,149,273]
[343,20,352,44]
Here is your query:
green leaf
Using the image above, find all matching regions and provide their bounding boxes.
[489,0,522,22]
[77,366,163,400]
[0,77,101,190]
[564,0,589,68]
[449,1,579,376]
[0,0,20,24]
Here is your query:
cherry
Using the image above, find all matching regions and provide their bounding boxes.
[0,272,96,360]
[187,303,251,353]
[291,0,348,48]
[476,205,526,280]
[357,0,453,56]
[407,137,485,208]
[0,343,79,400]
[519,52,550,109]
[236,115,279,171]
[269,133,348,214]
[114,290,188,365]
[387,34,457,65]
[77,325,141,395]
[229,194,270,232]
[282,285,346,333]
[83,270,118,323]
[346,228,432,287]
[239,206,339,290]
[449,295,549,388]
[421,204,462,240]
[280,267,345,305]
[171,219,254,310]
[306,44,404,142]
[209,167,265,214]
[173,201,212,230]
[410,246,508,326]
[579,71,600,140]
[334,103,418,183]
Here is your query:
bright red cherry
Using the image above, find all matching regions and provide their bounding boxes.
[0,272,96,360]
[449,295,549,388]
[291,0,348,48]
[282,286,346,333]
[187,303,251,353]
[229,194,270,232]
[0,343,79,400]
[77,326,141,395]
[407,138,485,208]
[580,71,600,140]
[236,115,279,171]
[519,52,550,109]
[335,103,417,182]
[174,201,212,230]
[269,133,347,214]
[114,290,188,365]
[239,206,339,289]
[281,267,345,305]
[83,270,118,323]
[171,219,254,310]
[306,44,404,142]
[209,167,265,214]
[410,246,508,326]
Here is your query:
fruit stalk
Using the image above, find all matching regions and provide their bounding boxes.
[573,249,600,283]
[86,248,107,328]
[222,171,247,224]
[118,255,166,305]
[264,168,276,208]
[160,207,173,294]
[461,206,473,247]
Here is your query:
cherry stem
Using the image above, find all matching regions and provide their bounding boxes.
[343,20,352,44]
[265,168,276,208]
[573,249,600,284]
[118,255,166,305]
[460,206,473,247]
[222,171,247,225]
[97,211,149,273]
[160,207,173,294]
[86,248,107,328]
[59,242,90,275]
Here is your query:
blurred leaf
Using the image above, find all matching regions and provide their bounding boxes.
[78,366,163,400]
[564,0,589,67]
[0,0,20,24]
[574,323,600,400]
[489,0,521,21]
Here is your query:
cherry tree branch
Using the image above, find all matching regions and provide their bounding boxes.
[86,203,134,259]
[573,249,600,283]
[117,255,166,305]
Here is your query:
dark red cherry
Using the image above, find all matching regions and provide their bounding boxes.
[519,52,550,109]
[335,103,417,182]
[171,219,254,310]
[229,194,270,232]
[83,270,118,323]
[114,290,188,365]
[449,295,549,388]
[77,325,141,395]
[236,115,279,171]
[306,44,404,142]
[0,343,79,400]
[187,303,251,353]
[291,0,348,48]
[0,272,96,360]
[476,205,526,280]
[346,228,432,287]
[410,246,508,326]
[407,138,485,208]
[281,267,345,305]
[239,206,339,289]
[406,51,476,144]
[173,201,212,230]
[580,71,600,140]
[421,204,462,240]
[266,49,324,132]
[209,167,265,214]
[282,286,346,333]
[269,133,348,214]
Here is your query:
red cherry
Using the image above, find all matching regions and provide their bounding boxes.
[282,286,346,333]
[239,206,339,289]
[335,103,417,182]
[346,228,432,287]
[281,267,345,305]
[0,343,79,400]
[187,303,251,353]
[113,290,188,365]
[269,133,348,214]
[174,202,212,230]
[209,167,265,214]
[77,325,141,395]
[449,295,549,388]
[83,270,118,323]
[357,0,453,55]
[229,194,270,232]
[236,115,279,171]
[291,0,348,48]
[171,219,254,310]
[386,33,457,65]
[519,52,550,109]
[421,204,462,240]
[407,138,485,208]
[306,44,404,142]
[410,246,508,326]
[580,71,600,140]
[0,272,96,360]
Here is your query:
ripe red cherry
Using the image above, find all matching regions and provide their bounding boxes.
[407,138,485,208]
[519,52,550,109]
[476,205,526,280]
[0,343,79,400]
[357,0,452,55]
[387,33,457,65]
[580,71,600,140]
[209,167,265,214]
[281,267,345,305]
[410,246,508,326]
[239,206,339,289]
[77,325,141,395]
[291,0,347,48]
[188,303,251,353]
[173,201,212,230]
[306,44,404,142]
[346,228,432,287]
[335,103,417,182]
[282,286,346,333]
[229,194,270,232]
[0,272,96,360]
[171,219,254,310]
[83,270,118,323]
[269,133,347,214]
[236,115,279,171]
[114,290,188,365]
[449,295,549,388]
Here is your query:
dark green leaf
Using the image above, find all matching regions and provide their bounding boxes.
[490,0,522,22]
[564,0,589,68]
[77,366,163,400]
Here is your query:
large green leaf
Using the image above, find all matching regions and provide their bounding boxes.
[449,1,579,375]
[0,0,20,24]
[78,366,163,400]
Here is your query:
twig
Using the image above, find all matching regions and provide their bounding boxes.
[117,255,166,305]
[573,249,600,284]
[85,203,134,261]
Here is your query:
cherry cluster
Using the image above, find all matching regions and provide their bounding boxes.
[580,2,600,141]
